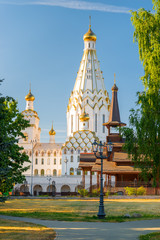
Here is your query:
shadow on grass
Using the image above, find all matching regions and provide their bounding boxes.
[1,211,160,223]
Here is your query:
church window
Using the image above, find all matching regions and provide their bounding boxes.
[88,43,90,48]
[41,151,44,157]
[54,158,56,165]
[35,151,38,157]
[34,169,38,176]
[53,169,57,176]
[95,113,97,132]
[41,169,44,176]
[60,158,62,164]
[64,148,67,154]
[103,114,105,133]
[29,151,32,157]
[41,158,44,165]
[48,151,51,157]
[71,148,74,154]
[77,156,80,162]
[54,151,56,157]
[35,158,38,165]
[87,99,89,104]
[71,115,73,133]
[92,43,94,48]
[71,156,73,162]
[70,168,74,175]
[77,169,81,175]
[47,158,50,165]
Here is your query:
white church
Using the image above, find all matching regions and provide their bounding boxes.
[16,21,111,195]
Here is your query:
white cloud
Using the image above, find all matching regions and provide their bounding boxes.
[0,0,132,14]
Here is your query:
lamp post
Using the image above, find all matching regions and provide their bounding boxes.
[47,176,52,195]
[52,180,55,197]
[30,139,36,196]
[92,139,113,219]
[64,157,68,175]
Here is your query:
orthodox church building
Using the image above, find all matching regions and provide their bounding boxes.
[16,22,111,195]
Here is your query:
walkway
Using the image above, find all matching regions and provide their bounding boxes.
[1,215,160,240]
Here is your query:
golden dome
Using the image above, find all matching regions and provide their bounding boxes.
[25,89,35,101]
[79,109,90,122]
[49,123,56,136]
[83,25,97,42]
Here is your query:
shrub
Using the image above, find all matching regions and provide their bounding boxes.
[78,189,88,197]
[124,187,136,196]
[137,186,146,195]
[105,190,110,198]
[92,189,100,197]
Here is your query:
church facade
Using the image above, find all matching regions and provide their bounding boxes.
[15,22,111,195]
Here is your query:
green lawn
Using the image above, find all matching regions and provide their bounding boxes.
[140,232,160,240]
[0,218,56,240]
[0,198,160,222]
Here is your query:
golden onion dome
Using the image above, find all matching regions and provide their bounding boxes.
[49,123,56,136]
[25,89,35,101]
[79,109,90,122]
[83,25,97,42]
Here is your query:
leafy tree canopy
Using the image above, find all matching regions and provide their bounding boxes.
[121,0,160,188]
[0,87,30,196]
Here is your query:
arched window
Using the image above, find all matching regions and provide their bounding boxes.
[35,158,38,165]
[29,151,32,157]
[35,151,38,157]
[41,158,44,165]
[47,158,50,165]
[54,159,56,165]
[70,168,74,175]
[71,156,73,162]
[34,169,38,176]
[77,169,81,175]
[53,169,57,176]
[64,148,67,154]
[71,148,74,154]
[60,158,62,164]
[41,151,44,157]
[41,169,44,176]
[54,151,56,157]
[48,151,51,157]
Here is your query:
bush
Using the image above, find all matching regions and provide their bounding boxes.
[137,186,146,195]
[105,190,110,198]
[124,186,146,196]
[92,189,100,197]
[124,187,136,196]
[78,189,88,197]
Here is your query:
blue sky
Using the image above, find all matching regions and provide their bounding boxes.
[0,0,153,142]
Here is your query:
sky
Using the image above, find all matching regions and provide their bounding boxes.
[0,0,153,143]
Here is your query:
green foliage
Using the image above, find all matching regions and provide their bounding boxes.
[105,190,110,198]
[121,1,160,189]
[124,187,136,196]
[78,189,88,197]
[137,186,146,195]
[0,89,30,196]
[139,231,160,240]
[92,188,100,197]
[124,186,146,196]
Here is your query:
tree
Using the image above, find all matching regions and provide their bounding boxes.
[0,90,30,197]
[121,0,160,191]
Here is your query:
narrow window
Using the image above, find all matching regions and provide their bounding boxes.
[78,114,79,130]
[77,156,80,162]
[54,158,56,165]
[95,113,97,132]
[71,115,73,133]
[88,43,90,48]
[35,158,38,165]
[41,158,44,165]
[71,156,73,162]
[103,114,105,133]
[60,158,62,164]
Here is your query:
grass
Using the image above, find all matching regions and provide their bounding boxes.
[0,198,160,222]
[139,232,160,239]
[0,218,56,240]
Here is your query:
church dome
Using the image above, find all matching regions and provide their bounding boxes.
[83,26,97,42]
[79,110,90,122]
[25,89,35,101]
[111,83,118,91]
[49,123,56,136]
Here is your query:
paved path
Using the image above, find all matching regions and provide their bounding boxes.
[1,215,160,240]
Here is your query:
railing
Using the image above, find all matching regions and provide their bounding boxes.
[115,181,152,188]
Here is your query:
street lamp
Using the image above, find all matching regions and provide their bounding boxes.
[64,157,68,175]
[30,139,37,196]
[92,139,113,219]
[47,176,52,195]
